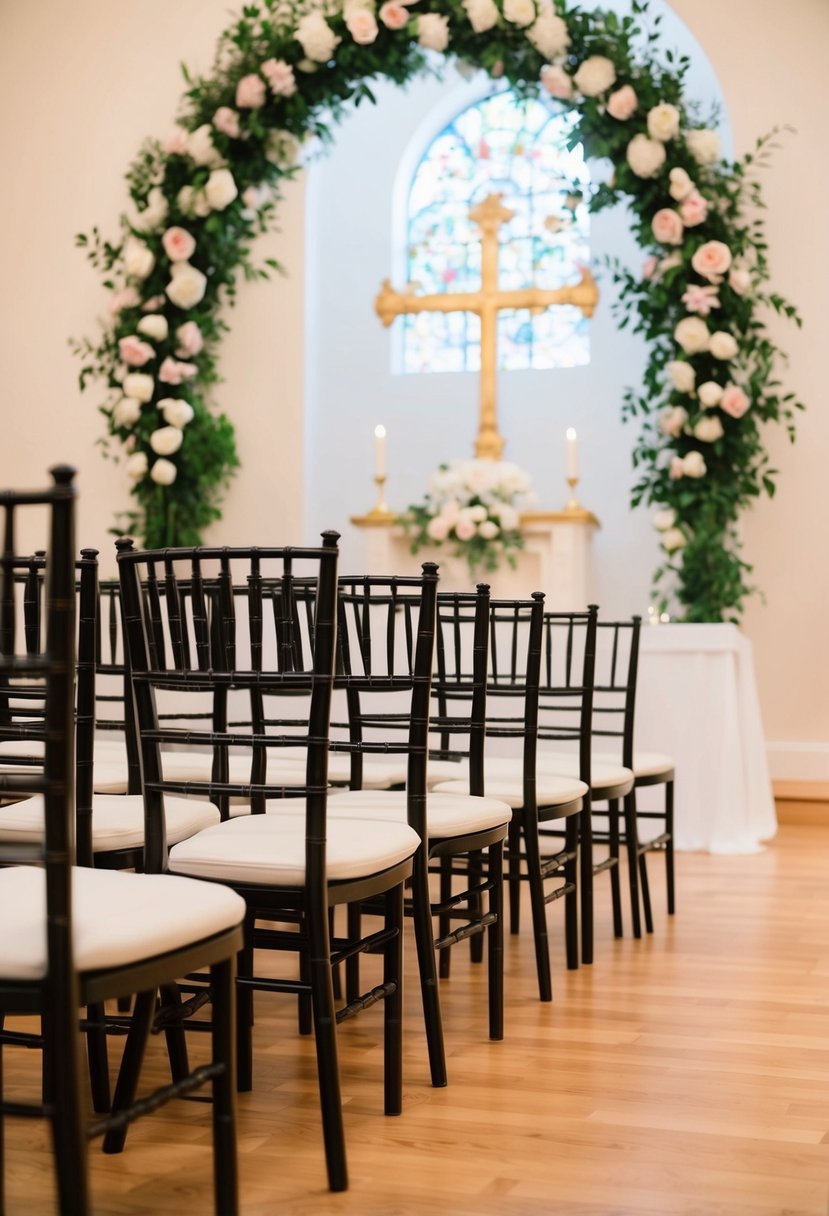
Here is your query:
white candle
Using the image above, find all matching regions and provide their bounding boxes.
[374,424,387,479]
[565,427,579,481]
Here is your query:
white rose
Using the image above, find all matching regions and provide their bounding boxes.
[573,55,616,97]
[160,397,195,429]
[694,415,724,443]
[647,102,681,143]
[265,130,301,167]
[653,508,676,531]
[150,458,178,486]
[682,451,707,478]
[165,262,207,310]
[187,124,223,168]
[295,11,341,62]
[122,236,155,280]
[205,168,238,211]
[668,167,694,201]
[698,380,724,408]
[134,187,169,233]
[478,520,499,539]
[626,134,666,179]
[686,128,720,165]
[503,0,536,27]
[125,451,148,481]
[659,406,688,438]
[136,314,169,342]
[112,397,142,428]
[426,516,450,542]
[709,330,738,360]
[661,527,687,553]
[150,425,184,456]
[176,186,195,217]
[666,360,695,394]
[674,316,710,355]
[496,505,520,531]
[418,13,450,51]
[463,0,498,33]
[467,504,488,522]
[122,373,154,402]
[527,12,569,58]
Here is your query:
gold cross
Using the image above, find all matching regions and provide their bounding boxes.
[375,193,600,460]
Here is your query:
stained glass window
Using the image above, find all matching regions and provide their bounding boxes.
[403,91,591,374]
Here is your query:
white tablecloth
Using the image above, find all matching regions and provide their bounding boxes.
[635,623,777,854]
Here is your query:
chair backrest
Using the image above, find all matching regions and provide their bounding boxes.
[332,567,439,837]
[432,584,491,796]
[95,576,143,794]
[590,616,642,769]
[0,465,77,995]
[484,593,546,807]
[536,605,599,784]
[116,536,340,874]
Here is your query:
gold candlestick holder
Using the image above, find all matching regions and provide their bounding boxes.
[364,474,395,521]
[564,475,581,513]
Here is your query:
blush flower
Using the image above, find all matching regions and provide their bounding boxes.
[261,58,297,96]
[235,74,266,109]
[691,240,732,281]
[679,190,708,227]
[720,385,750,418]
[159,357,198,384]
[379,2,410,30]
[681,284,721,316]
[607,84,638,121]
[213,107,241,138]
[118,335,155,367]
[161,226,196,263]
[651,208,684,246]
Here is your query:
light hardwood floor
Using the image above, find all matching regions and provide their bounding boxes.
[5,823,829,1215]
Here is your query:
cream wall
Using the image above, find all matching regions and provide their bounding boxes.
[0,0,826,772]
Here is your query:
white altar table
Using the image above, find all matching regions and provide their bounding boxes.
[635,623,776,854]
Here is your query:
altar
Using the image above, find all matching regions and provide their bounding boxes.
[350,508,599,608]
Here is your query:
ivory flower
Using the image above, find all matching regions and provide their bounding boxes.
[503,0,535,26]
[653,508,676,531]
[187,124,223,168]
[205,168,238,211]
[647,102,681,142]
[160,398,195,429]
[694,415,724,443]
[265,130,300,167]
[418,13,450,51]
[574,56,616,97]
[463,0,499,33]
[666,361,695,394]
[682,451,707,478]
[122,373,154,402]
[659,406,689,438]
[686,128,721,165]
[607,85,638,121]
[661,527,687,552]
[541,65,573,100]
[698,381,724,408]
[162,128,189,156]
[626,134,666,179]
[125,451,149,481]
[165,263,207,310]
[134,187,169,233]
[295,11,341,62]
[729,265,752,296]
[674,316,710,354]
[122,237,155,280]
[137,314,169,342]
[112,397,142,428]
[150,458,178,486]
[668,167,695,201]
[478,520,500,539]
[261,58,297,96]
[150,426,184,456]
[527,13,570,59]
[427,516,450,541]
[108,286,140,317]
[709,330,738,360]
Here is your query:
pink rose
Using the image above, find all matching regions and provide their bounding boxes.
[669,456,685,480]
[141,294,165,312]
[159,356,198,384]
[346,7,379,43]
[541,65,573,100]
[642,255,658,280]
[379,1,409,29]
[679,190,708,228]
[161,226,196,263]
[651,208,684,246]
[691,240,732,281]
[729,266,751,296]
[455,518,476,541]
[720,385,750,419]
[491,60,505,79]
[108,286,140,317]
[606,84,638,121]
[175,321,204,357]
[213,106,241,138]
[118,335,156,367]
[261,58,297,96]
[681,284,721,316]
[163,128,189,156]
[235,73,266,109]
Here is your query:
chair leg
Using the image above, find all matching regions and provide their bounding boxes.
[438,857,453,980]
[236,922,255,1093]
[468,850,484,965]
[46,1004,90,1216]
[85,1001,111,1113]
[607,800,624,939]
[345,903,362,1003]
[330,907,342,1002]
[507,818,522,936]
[410,852,448,1088]
[639,849,654,934]
[102,990,155,1155]
[564,816,579,972]
[622,790,643,939]
[308,903,348,1192]
[522,817,553,1002]
[665,781,676,915]
[579,803,594,966]
[210,956,239,1216]
[159,982,190,1083]
[298,946,313,1036]
[383,884,404,1116]
[487,840,505,1041]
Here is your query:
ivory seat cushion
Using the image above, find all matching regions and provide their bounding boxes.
[92,749,309,797]
[433,773,586,810]
[327,788,512,836]
[593,750,675,780]
[0,794,220,852]
[0,866,245,981]
[169,811,420,887]
[534,752,635,792]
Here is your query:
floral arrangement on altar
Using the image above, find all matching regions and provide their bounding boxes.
[402,458,532,573]
[75,0,803,619]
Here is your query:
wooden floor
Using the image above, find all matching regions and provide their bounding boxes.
[6,823,829,1215]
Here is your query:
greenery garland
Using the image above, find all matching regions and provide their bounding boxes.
[75,0,802,617]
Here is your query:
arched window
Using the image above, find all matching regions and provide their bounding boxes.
[403,90,591,375]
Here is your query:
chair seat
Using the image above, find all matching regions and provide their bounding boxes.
[327,788,512,837]
[92,749,309,796]
[0,794,220,853]
[168,811,420,887]
[0,866,246,981]
[593,750,675,780]
[432,773,586,811]
[534,752,635,793]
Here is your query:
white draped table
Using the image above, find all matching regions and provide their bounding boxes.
[635,623,777,854]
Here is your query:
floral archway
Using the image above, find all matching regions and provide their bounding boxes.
[76,0,802,621]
